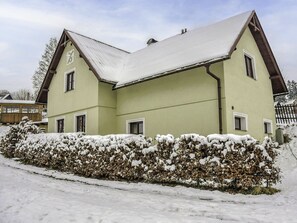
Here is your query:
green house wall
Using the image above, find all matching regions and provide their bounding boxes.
[46,26,276,140]
[223,28,275,140]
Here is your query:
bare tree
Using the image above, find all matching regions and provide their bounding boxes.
[32,37,57,99]
[11,89,34,100]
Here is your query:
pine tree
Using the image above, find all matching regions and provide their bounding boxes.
[32,37,57,99]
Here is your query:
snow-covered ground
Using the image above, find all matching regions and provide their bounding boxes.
[0,126,297,222]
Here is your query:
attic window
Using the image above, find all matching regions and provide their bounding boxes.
[244,53,256,79]
[65,71,74,92]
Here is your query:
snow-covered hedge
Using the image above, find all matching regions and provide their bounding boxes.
[0,117,40,158]
[0,121,280,190]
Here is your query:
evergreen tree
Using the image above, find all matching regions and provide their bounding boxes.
[32,37,57,99]
[275,80,297,103]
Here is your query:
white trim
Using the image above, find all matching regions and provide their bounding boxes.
[126,118,145,135]
[243,49,257,80]
[54,116,65,133]
[233,112,248,131]
[73,111,87,132]
[263,118,273,134]
[64,68,76,92]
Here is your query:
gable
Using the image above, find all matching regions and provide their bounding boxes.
[36,10,287,104]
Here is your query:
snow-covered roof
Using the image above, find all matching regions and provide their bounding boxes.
[67,31,129,83]
[0,100,36,105]
[66,11,252,87]
[0,94,13,100]
[116,11,252,87]
[36,10,287,103]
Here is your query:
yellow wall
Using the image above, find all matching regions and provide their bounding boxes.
[116,63,226,137]
[47,27,276,140]
[223,28,276,140]
[47,41,100,134]
[98,82,117,135]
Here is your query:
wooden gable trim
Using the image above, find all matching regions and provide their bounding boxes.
[228,11,287,95]
[248,13,287,95]
[65,31,102,83]
[36,30,114,104]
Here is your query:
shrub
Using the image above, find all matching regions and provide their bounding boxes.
[0,127,280,191]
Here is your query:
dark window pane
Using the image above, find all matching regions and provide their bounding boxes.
[57,119,64,133]
[245,55,254,79]
[129,121,144,134]
[66,72,74,91]
[235,117,241,130]
[76,115,86,132]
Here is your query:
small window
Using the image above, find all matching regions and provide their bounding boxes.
[66,71,74,92]
[129,121,143,134]
[235,117,241,130]
[244,54,255,79]
[76,115,86,132]
[263,119,272,134]
[233,112,248,131]
[57,119,64,133]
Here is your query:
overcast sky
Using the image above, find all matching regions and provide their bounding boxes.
[0,0,296,92]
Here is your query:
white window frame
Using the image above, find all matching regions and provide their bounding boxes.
[74,111,87,133]
[126,118,145,135]
[263,119,273,134]
[233,112,248,131]
[55,116,65,133]
[243,50,257,80]
[64,68,76,92]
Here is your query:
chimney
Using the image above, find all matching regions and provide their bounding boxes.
[146,38,158,46]
[181,28,188,34]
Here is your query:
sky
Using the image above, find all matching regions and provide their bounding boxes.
[0,0,296,92]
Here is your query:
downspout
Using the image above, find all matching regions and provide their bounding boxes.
[205,64,223,134]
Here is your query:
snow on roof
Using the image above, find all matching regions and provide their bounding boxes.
[65,11,252,88]
[116,11,252,87]
[67,30,129,82]
[0,100,36,104]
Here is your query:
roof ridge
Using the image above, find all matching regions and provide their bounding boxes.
[65,29,130,54]
[130,10,253,55]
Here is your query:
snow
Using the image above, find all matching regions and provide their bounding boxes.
[66,11,253,88]
[1,126,297,222]
[0,99,36,104]
[116,11,252,88]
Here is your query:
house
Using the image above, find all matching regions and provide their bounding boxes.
[36,10,287,140]
[0,100,43,124]
[0,93,13,100]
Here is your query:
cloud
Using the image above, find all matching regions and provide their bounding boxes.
[0,3,75,29]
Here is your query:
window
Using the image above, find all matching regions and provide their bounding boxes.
[244,54,256,79]
[263,119,273,134]
[235,117,241,130]
[233,112,248,131]
[66,71,74,91]
[22,107,39,114]
[3,106,20,113]
[129,122,143,134]
[76,115,86,132]
[126,118,145,135]
[57,119,64,133]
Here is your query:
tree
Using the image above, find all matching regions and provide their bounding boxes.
[287,80,297,100]
[11,89,33,100]
[275,80,297,103]
[32,37,57,99]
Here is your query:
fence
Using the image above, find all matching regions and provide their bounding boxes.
[275,105,297,124]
